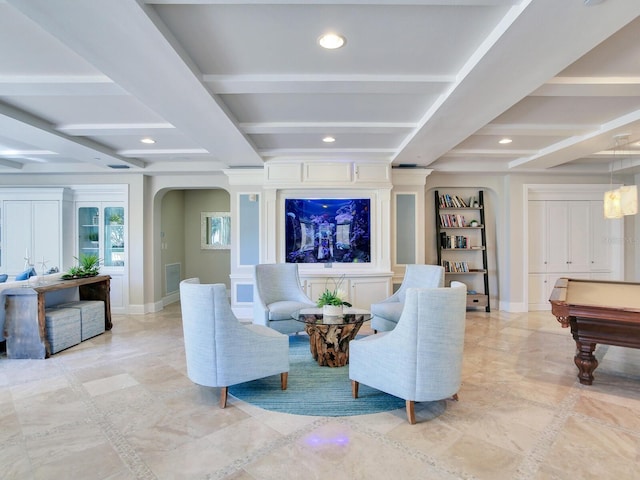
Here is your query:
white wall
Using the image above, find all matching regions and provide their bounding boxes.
[0,168,635,314]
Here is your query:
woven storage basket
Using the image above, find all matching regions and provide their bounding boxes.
[45,307,81,354]
[57,300,105,341]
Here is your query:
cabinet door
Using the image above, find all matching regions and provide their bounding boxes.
[304,278,342,304]
[4,201,32,274]
[546,202,570,272]
[528,201,547,272]
[103,206,125,267]
[78,206,100,259]
[567,201,590,272]
[33,201,61,273]
[528,274,547,310]
[350,277,391,309]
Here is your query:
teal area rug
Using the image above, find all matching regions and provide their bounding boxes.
[228,335,406,416]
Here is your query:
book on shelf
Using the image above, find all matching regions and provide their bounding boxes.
[440,235,469,249]
[440,260,470,272]
[439,194,469,208]
[439,213,466,227]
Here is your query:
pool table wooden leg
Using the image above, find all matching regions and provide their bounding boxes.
[574,341,598,385]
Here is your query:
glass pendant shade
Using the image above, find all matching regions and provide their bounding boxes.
[604,189,622,219]
[619,185,638,216]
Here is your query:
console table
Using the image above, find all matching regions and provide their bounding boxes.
[4,275,111,359]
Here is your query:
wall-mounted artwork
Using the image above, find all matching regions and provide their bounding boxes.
[284,198,370,263]
[201,212,231,249]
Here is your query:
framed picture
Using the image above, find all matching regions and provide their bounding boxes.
[201,212,231,249]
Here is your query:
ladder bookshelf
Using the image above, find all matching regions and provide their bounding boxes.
[435,190,490,312]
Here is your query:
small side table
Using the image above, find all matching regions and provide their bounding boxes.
[296,308,371,367]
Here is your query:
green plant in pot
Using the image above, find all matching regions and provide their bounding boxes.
[316,275,352,315]
[62,254,101,279]
[108,212,123,225]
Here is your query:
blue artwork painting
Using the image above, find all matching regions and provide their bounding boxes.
[285,198,371,263]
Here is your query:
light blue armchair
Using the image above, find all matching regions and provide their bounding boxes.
[253,263,316,334]
[371,264,445,332]
[180,278,289,408]
[349,281,467,424]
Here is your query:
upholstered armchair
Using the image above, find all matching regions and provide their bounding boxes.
[370,264,445,332]
[180,278,289,408]
[349,281,467,424]
[253,263,316,334]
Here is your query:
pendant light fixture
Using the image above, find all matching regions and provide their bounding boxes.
[603,185,622,218]
[620,185,638,215]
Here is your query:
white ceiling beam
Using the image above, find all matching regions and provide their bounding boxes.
[446,148,535,157]
[203,74,454,94]
[0,75,125,96]
[477,123,595,136]
[0,101,145,169]
[509,109,640,170]
[532,77,640,97]
[0,158,23,169]
[58,123,175,136]
[241,122,415,134]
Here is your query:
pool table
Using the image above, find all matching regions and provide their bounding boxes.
[549,277,640,385]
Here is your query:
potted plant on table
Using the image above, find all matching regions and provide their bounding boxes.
[61,254,101,279]
[316,275,352,316]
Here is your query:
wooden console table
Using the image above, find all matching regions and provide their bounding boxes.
[4,275,111,359]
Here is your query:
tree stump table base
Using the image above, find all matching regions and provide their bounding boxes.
[305,323,362,367]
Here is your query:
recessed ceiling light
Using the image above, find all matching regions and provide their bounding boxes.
[318,33,346,50]
[323,136,336,143]
[498,138,513,144]
[140,137,155,144]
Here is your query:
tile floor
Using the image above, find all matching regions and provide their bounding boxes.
[1,304,640,479]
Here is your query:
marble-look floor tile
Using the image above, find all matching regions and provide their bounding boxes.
[83,373,140,397]
[3,306,640,480]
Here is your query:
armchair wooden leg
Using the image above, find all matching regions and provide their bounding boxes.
[220,386,228,408]
[451,393,459,401]
[406,400,416,425]
[281,372,288,390]
[351,380,359,398]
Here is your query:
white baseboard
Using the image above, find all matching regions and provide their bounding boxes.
[163,292,180,306]
[498,300,528,312]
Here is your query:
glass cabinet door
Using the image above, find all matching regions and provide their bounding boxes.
[78,206,100,258]
[104,206,125,267]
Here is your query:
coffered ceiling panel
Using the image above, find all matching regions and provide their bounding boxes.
[0,0,638,175]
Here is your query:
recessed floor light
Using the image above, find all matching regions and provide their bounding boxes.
[141,137,155,144]
[323,136,336,143]
[498,138,512,144]
[318,33,345,50]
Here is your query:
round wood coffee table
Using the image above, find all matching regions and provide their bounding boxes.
[296,308,371,367]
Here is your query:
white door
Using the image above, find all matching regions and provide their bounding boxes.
[33,201,61,274]
[546,202,570,272]
[567,201,590,272]
[4,201,32,274]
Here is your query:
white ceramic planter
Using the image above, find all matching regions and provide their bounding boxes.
[322,305,343,317]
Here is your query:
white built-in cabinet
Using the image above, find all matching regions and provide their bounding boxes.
[528,196,621,310]
[300,273,391,310]
[0,188,73,276]
[73,186,128,313]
